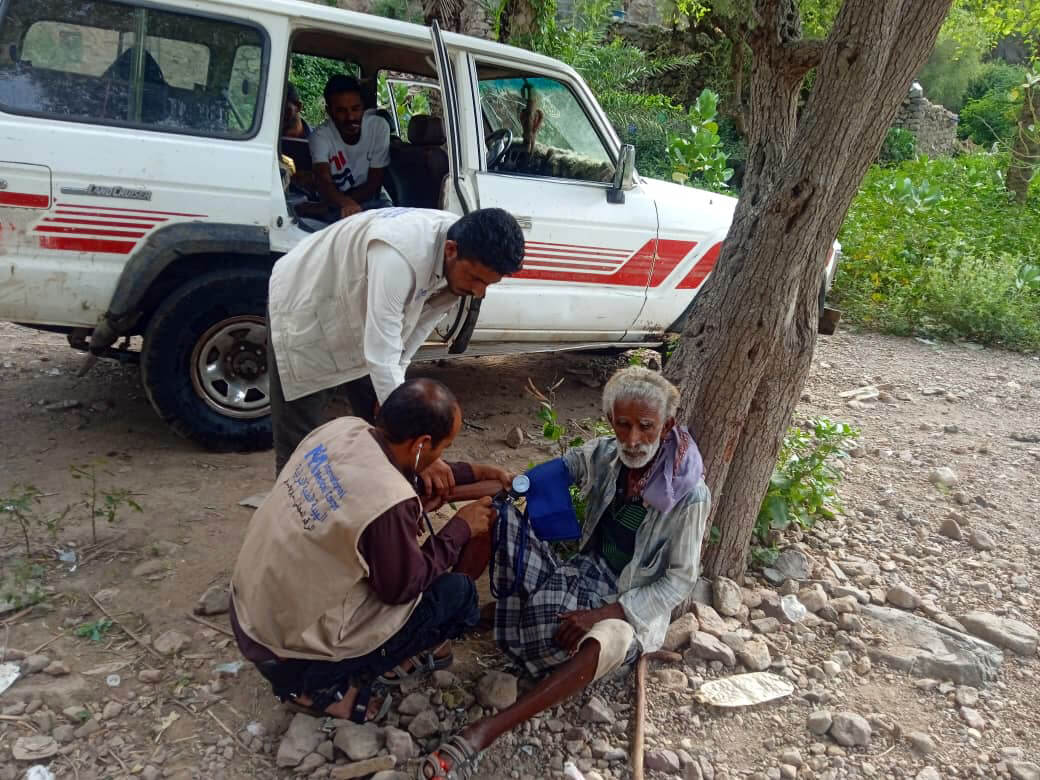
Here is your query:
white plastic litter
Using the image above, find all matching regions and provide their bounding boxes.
[106,674,121,687]
[563,761,586,780]
[24,766,56,780]
[0,661,20,695]
[694,672,795,708]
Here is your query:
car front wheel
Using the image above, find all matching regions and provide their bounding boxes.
[141,267,272,451]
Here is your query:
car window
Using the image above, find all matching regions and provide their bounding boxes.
[478,74,615,183]
[0,0,266,138]
[379,74,441,139]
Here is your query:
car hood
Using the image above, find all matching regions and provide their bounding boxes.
[640,176,738,237]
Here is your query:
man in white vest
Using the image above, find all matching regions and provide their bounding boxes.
[230,378,511,721]
[266,207,525,476]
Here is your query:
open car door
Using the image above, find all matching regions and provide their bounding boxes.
[429,20,480,354]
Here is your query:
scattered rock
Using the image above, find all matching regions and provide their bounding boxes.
[23,655,50,674]
[712,577,742,617]
[959,611,1038,656]
[297,753,327,773]
[333,723,383,761]
[42,661,68,677]
[692,603,728,637]
[476,671,518,710]
[807,710,832,736]
[383,727,417,760]
[968,529,996,551]
[276,714,324,768]
[505,426,525,449]
[44,400,81,412]
[928,467,958,488]
[916,768,942,780]
[908,731,935,755]
[829,712,871,747]
[432,670,457,689]
[886,584,921,610]
[407,710,440,739]
[938,517,963,540]
[960,706,985,730]
[688,632,736,667]
[194,584,230,616]
[101,701,123,720]
[12,735,58,761]
[798,585,828,614]
[1008,761,1040,780]
[859,605,1004,686]
[73,718,101,739]
[956,686,979,707]
[329,756,396,780]
[762,548,813,584]
[132,559,167,577]
[153,630,190,655]
[737,639,771,671]
[397,692,431,716]
[52,725,75,744]
[138,669,163,683]
[371,773,411,780]
[645,749,681,775]
[653,668,688,689]
[580,695,615,724]
[663,613,698,652]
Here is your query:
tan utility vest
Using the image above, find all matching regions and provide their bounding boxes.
[231,417,420,660]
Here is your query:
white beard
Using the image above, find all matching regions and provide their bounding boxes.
[618,439,661,469]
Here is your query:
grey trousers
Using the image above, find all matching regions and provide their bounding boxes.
[267,334,378,476]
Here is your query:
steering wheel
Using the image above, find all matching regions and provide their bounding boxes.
[485,128,514,170]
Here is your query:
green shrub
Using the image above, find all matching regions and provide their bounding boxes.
[834,153,1040,351]
[879,127,917,165]
[916,37,985,111]
[666,89,733,192]
[964,63,1030,105]
[959,89,1022,145]
[753,418,859,566]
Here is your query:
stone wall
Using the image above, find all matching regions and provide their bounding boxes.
[892,84,959,158]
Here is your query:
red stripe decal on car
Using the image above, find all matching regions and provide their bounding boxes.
[55,209,163,223]
[676,242,723,290]
[53,202,205,217]
[648,239,699,287]
[38,235,135,254]
[35,225,147,238]
[44,216,165,229]
[0,192,50,208]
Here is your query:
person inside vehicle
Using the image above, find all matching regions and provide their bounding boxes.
[229,378,511,721]
[492,81,615,183]
[282,83,311,139]
[266,207,525,476]
[419,367,710,779]
[307,74,393,218]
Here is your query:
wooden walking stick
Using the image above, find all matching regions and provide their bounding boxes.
[632,650,683,780]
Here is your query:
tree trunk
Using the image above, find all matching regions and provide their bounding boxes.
[423,0,492,37]
[499,0,541,43]
[1006,78,1038,203]
[665,0,953,584]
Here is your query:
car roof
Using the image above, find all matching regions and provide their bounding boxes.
[206,0,578,76]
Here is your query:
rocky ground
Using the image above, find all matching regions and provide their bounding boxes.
[0,322,1038,780]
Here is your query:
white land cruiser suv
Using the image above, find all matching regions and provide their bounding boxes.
[0,0,837,450]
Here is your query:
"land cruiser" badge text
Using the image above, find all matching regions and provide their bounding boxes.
[60,184,153,201]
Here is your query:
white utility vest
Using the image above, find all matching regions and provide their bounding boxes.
[268,208,458,401]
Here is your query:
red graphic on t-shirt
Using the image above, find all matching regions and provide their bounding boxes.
[331,151,347,171]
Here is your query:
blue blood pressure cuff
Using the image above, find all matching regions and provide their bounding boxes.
[524,458,581,542]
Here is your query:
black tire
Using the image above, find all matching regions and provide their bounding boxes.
[141,267,272,451]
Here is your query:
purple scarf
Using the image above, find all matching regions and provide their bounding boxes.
[634,426,703,514]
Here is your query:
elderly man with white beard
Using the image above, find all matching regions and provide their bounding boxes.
[418,367,711,779]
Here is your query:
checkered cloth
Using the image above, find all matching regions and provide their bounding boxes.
[492,502,639,676]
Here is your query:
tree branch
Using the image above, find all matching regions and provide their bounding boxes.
[781,39,826,77]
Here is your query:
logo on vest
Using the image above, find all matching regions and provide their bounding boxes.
[284,443,348,530]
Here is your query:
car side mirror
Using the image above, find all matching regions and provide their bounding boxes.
[607,144,635,204]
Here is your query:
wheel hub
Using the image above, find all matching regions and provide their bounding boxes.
[190,316,270,419]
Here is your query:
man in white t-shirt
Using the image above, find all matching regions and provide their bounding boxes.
[308,75,392,219]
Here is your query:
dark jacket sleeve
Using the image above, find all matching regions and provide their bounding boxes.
[358,499,472,605]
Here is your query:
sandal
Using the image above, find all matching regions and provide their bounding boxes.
[418,735,480,779]
[284,685,392,723]
[378,646,454,687]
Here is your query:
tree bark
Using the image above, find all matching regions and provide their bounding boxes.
[666,0,953,584]
[1006,77,1039,203]
[499,0,541,43]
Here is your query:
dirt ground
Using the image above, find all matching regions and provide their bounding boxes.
[1,321,1038,780]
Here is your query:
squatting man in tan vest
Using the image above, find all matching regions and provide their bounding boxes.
[266,207,525,479]
[420,367,711,779]
[230,378,513,721]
